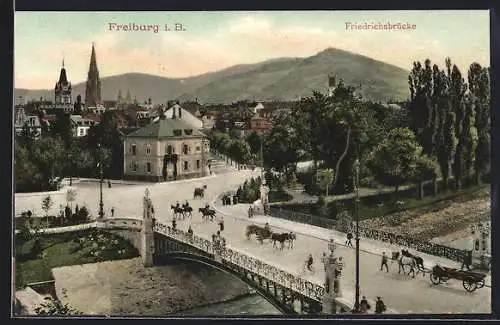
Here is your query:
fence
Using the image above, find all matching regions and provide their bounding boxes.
[268,206,466,262]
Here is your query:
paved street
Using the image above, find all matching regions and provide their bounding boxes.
[14,167,491,314]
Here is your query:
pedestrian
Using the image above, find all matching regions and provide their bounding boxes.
[248,205,253,218]
[328,239,336,254]
[111,207,115,218]
[346,232,353,247]
[375,297,386,314]
[360,296,370,313]
[380,252,389,272]
[108,180,112,188]
[219,216,224,232]
[461,250,472,271]
[188,225,193,235]
[172,218,176,231]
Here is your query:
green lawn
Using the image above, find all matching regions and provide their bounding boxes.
[15,230,139,289]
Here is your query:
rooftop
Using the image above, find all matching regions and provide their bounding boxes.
[126,118,207,139]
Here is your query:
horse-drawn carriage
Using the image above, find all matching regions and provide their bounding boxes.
[193,185,208,199]
[430,264,487,292]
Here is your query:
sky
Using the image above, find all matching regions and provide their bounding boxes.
[15,10,490,89]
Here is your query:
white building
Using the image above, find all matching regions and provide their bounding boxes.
[70,115,98,137]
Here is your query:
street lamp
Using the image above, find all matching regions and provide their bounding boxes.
[97,143,104,219]
[353,158,361,313]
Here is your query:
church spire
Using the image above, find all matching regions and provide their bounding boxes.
[85,42,102,107]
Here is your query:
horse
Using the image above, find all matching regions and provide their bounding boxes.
[199,207,215,221]
[194,187,205,199]
[182,204,193,218]
[402,249,425,276]
[246,224,272,244]
[392,251,417,278]
[271,232,296,250]
[170,205,184,219]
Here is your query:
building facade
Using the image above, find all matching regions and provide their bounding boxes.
[123,116,210,182]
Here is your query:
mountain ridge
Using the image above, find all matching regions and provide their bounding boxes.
[15,48,411,104]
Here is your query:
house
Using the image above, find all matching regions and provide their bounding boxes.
[14,107,42,138]
[70,115,99,137]
[123,114,210,182]
[251,102,264,114]
[250,115,273,133]
[152,103,203,129]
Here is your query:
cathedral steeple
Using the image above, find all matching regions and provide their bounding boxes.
[85,42,102,107]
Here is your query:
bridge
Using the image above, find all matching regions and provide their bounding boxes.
[15,167,491,314]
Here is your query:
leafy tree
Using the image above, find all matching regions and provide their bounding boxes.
[468,63,491,183]
[366,128,423,199]
[263,117,301,174]
[51,111,73,148]
[66,188,77,210]
[246,131,262,156]
[317,168,334,196]
[433,61,456,190]
[30,137,66,189]
[449,64,468,190]
[34,296,82,316]
[229,140,251,165]
[41,195,53,228]
[408,59,435,156]
[14,141,42,192]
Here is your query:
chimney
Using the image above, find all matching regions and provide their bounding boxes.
[178,106,182,119]
[172,107,176,119]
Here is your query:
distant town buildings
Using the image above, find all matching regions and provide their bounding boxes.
[153,103,203,129]
[14,106,41,138]
[123,113,210,182]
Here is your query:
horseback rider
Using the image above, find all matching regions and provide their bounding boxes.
[375,297,387,314]
[172,218,177,231]
[176,201,180,209]
[205,203,210,210]
[306,254,314,271]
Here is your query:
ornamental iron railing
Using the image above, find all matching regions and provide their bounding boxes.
[153,222,326,302]
[268,206,466,262]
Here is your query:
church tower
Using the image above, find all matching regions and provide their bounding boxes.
[85,43,102,107]
[55,59,72,104]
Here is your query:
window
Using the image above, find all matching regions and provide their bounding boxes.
[146,162,151,173]
[166,145,173,155]
[196,160,200,169]
[132,162,137,172]
[146,145,151,155]
[131,144,136,156]
[184,161,189,171]
[183,145,189,155]
[196,146,201,152]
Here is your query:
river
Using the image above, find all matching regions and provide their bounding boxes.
[175,293,282,316]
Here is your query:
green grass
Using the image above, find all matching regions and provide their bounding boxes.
[15,230,139,289]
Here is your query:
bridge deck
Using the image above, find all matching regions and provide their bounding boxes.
[15,169,491,314]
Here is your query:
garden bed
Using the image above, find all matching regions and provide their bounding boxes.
[15,230,139,289]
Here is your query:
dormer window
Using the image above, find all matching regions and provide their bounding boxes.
[184,129,193,135]
[173,129,182,136]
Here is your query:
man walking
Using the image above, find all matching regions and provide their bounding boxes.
[461,250,472,271]
[375,297,386,314]
[360,296,370,313]
[380,252,389,272]
[346,232,353,247]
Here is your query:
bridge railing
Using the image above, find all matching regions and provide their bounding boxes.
[268,206,467,262]
[153,222,325,302]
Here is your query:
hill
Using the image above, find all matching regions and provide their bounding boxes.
[15,48,410,104]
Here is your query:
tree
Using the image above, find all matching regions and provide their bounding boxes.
[66,188,77,210]
[317,168,334,197]
[14,141,43,192]
[246,131,262,156]
[449,64,468,190]
[263,117,301,174]
[413,154,440,197]
[30,137,66,189]
[468,63,491,183]
[366,128,423,199]
[433,61,456,190]
[41,195,53,228]
[34,296,82,315]
[408,59,435,156]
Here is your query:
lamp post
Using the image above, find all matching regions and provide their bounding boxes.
[353,158,361,313]
[97,143,104,219]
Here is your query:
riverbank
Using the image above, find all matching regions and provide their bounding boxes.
[52,258,252,315]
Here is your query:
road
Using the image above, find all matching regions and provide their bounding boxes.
[14,168,491,314]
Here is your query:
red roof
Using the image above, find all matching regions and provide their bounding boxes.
[84,114,101,122]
